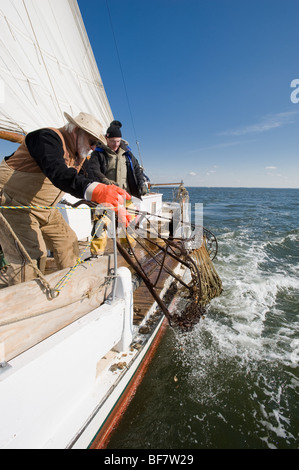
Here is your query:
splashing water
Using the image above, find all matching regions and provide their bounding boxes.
[107,188,299,449]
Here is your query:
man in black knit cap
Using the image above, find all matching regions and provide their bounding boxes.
[83,120,147,255]
[84,120,147,198]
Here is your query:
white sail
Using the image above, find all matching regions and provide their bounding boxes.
[0,0,113,136]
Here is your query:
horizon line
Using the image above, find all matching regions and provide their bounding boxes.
[152,185,299,190]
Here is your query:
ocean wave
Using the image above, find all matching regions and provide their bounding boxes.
[176,224,299,370]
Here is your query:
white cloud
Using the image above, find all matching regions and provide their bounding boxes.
[220,111,298,136]
[188,171,196,176]
[265,166,277,170]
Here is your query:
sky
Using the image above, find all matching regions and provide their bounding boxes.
[2,0,299,188]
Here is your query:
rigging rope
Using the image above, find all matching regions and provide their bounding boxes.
[0,204,101,295]
[105,0,143,166]
[0,211,52,293]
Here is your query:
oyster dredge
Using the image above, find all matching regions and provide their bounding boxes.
[0,0,222,449]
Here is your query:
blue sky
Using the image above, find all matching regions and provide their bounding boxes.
[78,0,299,188]
[2,0,299,187]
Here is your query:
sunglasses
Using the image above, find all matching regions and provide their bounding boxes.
[88,138,97,147]
[85,134,97,147]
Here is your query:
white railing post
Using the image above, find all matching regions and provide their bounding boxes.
[114,267,133,352]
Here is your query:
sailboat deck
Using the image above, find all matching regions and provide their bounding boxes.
[102,239,180,326]
[45,237,180,327]
[76,238,179,326]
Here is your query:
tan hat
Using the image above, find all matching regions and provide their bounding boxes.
[64,111,107,145]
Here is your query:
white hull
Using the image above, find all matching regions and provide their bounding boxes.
[0,191,223,449]
[0,261,184,449]
[0,194,188,449]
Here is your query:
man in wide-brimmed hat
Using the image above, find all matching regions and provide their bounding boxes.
[0,112,131,286]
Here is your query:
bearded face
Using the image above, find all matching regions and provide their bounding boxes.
[77,129,97,158]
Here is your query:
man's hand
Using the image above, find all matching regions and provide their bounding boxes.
[88,183,132,227]
[140,183,148,196]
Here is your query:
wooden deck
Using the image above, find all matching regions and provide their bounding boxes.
[131,254,179,325]
[44,236,181,328]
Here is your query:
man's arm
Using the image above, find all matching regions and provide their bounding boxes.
[25,129,93,199]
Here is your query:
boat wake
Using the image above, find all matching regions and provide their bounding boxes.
[169,228,299,448]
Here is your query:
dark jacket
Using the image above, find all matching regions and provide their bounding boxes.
[83,142,146,199]
[5,128,93,198]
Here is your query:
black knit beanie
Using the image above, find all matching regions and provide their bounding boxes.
[106,120,122,138]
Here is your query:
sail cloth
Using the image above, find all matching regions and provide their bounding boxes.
[0,0,113,136]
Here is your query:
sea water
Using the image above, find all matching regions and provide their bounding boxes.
[107,187,299,449]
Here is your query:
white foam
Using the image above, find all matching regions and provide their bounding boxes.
[176,228,299,373]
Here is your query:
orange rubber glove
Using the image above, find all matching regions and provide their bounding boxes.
[87,183,132,227]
